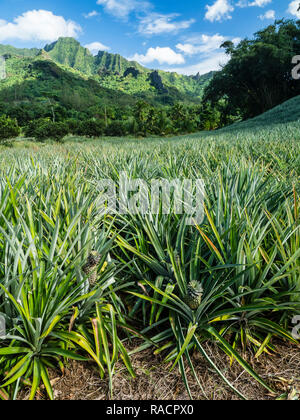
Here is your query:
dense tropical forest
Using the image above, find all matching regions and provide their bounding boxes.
[0,19,299,143]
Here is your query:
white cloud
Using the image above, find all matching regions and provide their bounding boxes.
[133,33,240,75]
[0,10,82,43]
[259,9,275,20]
[287,1,300,18]
[237,0,272,7]
[177,34,241,55]
[129,47,185,65]
[96,0,150,19]
[176,44,200,55]
[174,33,241,75]
[138,13,195,35]
[176,34,227,55]
[168,52,229,75]
[85,42,110,54]
[84,11,100,19]
[205,0,234,22]
[249,0,272,6]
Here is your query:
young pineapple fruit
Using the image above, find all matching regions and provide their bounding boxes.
[185,281,203,310]
[83,251,102,286]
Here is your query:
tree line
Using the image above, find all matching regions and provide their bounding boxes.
[0,101,223,144]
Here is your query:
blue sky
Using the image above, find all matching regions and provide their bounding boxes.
[0,0,298,75]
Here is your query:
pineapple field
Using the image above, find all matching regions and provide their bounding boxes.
[0,120,299,400]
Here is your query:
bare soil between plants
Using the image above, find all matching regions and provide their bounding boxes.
[20,340,300,401]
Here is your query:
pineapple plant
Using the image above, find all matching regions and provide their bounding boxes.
[83,251,102,286]
[185,281,203,310]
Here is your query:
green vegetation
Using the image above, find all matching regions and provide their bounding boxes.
[0,115,20,144]
[0,39,216,138]
[44,38,212,100]
[95,50,145,74]
[229,94,300,129]
[44,38,95,75]
[204,19,300,120]
[0,18,300,400]
[0,119,299,400]
[24,119,69,143]
[218,94,300,135]
[0,44,39,58]
[0,37,212,114]
[1,20,299,138]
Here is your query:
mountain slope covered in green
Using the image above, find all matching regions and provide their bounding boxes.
[0,37,213,113]
[42,38,213,102]
[221,95,300,133]
[0,55,138,127]
[44,38,95,75]
[0,44,39,58]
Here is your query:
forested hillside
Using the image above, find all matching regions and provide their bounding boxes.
[0,37,211,108]
[204,19,300,120]
[0,37,216,138]
[0,19,299,142]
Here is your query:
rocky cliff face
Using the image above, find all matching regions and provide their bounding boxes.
[148,71,168,93]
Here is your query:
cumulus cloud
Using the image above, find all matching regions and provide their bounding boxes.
[237,0,272,7]
[129,47,185,65]
[131,33,241,74]
[249,0,272,6]
[96,0,150,19]
[85,42,110,54]
[176,34,241,56]
[167,52,229,75]
[205,0,234,22]
[138,13,195,35]
[287,1,300,18]
[174,33,240,75]
[176,34,227,55]
[259,9,275,20]
[0,10,82,43]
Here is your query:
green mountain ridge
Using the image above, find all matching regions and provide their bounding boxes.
[43,37,213,99]
[43,37,146,76]
[44,37,95,75]
[0,44,39,58]
[0,37,216,131]
[0,37,213,104]
[95,50,146,74]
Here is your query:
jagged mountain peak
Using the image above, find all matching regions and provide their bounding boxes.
[44,37,85,51]
[94,50,145,74]
[43,37,94,74]
[42,38,147,76]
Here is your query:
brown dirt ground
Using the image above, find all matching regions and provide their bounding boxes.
[20,340,300,401]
